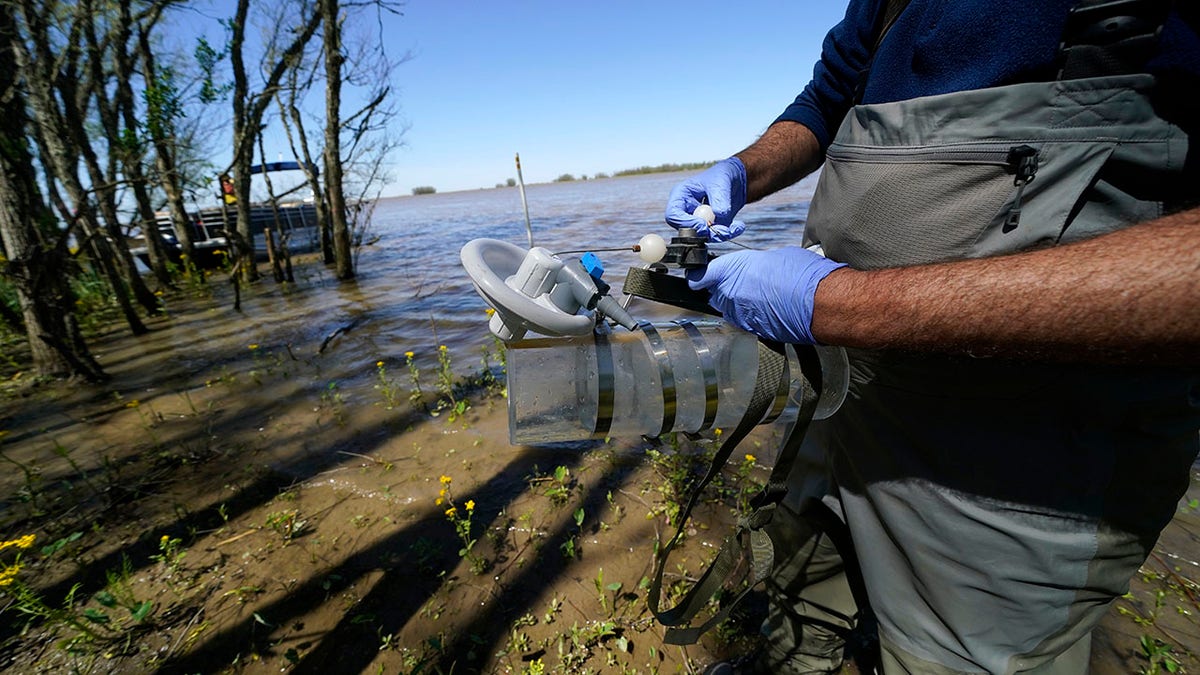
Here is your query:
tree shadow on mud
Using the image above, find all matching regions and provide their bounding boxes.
[282,444,649,674]
[155,437,610,674]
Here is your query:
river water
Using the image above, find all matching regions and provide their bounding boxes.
[353,170,820,366]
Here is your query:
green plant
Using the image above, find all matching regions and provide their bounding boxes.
[432,344,470,422]
[477,316,507,397]
[543,596,563,624]
[1117,568,1197,675]
[1140,633,1181,675]
[265,510,308,541]
[150,535,186,576]
[1,451,44,514]
[437,475,488,574]
[593,568,622,613]
[560,536,577,560]
[320,381,347,425]
[374,360,400,409]
[405,350,425,409]
[1,535,152,652]
[543,465,573,506]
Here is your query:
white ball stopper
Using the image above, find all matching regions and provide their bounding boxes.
[693,203,716,225]
[637,233,667,263]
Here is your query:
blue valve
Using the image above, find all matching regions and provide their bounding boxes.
[580,252,604,281]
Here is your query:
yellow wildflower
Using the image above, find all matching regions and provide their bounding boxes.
[0,534,35,552]
[438,488,447,498]
[714,428,723,438]
[160,535,169,546]
[0,564,20,587]
[405,351,414,359]
[438,345,447,352]
[248,344,259,350]
[376,361,384,368]
[484,308,495,317]
[125,400,140,408]
[435,497,443,506]
[744,454,757,463]
[445,507,457,518]
[439,475,452,485]
[464,500,475,512]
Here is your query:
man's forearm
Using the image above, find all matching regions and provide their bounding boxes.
[735,121,824,203]
[811,208,1200,364]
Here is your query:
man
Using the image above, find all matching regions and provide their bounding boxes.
[665,1,1199,673]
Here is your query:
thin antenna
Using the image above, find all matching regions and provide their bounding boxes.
[515,153,533,248]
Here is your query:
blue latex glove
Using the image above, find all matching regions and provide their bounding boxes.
[664,157,747,242]
[687,247,848,345]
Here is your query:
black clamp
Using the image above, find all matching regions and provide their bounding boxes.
[659,227,713,270]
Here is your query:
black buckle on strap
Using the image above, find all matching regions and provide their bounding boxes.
[1057,0,1170,79]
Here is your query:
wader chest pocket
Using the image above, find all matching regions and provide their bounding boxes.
[807,141,1115,269]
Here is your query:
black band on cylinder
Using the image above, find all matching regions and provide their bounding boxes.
[639,322,677,436]
[675,320,718,431]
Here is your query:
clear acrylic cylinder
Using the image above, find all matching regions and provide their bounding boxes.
[505,320,826,444]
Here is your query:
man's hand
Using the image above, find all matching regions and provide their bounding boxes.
[664,158,747,242]
[687,247,847,345]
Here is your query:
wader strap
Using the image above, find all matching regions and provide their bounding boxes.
[796,497,874,631]
[1057,0,1172,79]
[648,341,824,645]
[852,0,915,104]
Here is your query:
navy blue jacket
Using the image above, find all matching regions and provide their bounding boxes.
[778,0,1200,150]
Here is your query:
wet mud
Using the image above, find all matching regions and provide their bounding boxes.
[0,248,1196,674]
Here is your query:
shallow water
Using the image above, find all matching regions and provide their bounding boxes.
[341,170,819,366]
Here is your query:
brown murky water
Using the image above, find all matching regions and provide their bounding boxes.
[0,172,1197,673]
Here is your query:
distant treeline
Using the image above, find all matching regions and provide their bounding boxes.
[412,186,436,195]
[612,161,715,177]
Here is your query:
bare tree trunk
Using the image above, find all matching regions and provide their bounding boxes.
[112,1,176,288]
[136,18,197,264]
[228,0,322,283]
[321,0,353,279]
[74,0,171,300]
[277,65,334,266]
[229,0,258,282]
[12,0,149,336]
[0,6,106,380]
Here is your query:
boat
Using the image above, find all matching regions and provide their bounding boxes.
[129,161,322,269]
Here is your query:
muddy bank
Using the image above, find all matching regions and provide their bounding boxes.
[0,252,1196,674]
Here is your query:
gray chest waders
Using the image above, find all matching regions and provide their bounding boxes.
[794,9,1192,675]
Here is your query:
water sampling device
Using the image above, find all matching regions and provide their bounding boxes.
[459,228,848,444]
[459,223,850,644]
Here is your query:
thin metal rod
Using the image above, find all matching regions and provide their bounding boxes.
[515,153,533,248]
[553,247,635,255]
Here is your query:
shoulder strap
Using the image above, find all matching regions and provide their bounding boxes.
[853,0,916,104]
[647,341,824,644]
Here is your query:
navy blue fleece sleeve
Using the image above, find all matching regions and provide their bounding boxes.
[774,0,881,151]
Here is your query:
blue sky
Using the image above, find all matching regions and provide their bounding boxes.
[178,1,849,197]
